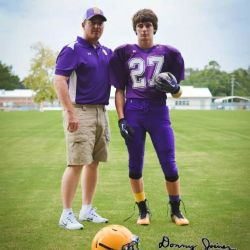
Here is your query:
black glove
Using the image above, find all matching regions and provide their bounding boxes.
[118,118,135,142]
[154,72,180,94]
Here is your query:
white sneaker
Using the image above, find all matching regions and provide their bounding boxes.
[59,211,84,230]
[79,207,108,223]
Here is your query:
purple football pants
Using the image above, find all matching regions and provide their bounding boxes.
[124,98,179,181]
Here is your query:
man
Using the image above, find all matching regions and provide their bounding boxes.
[109,9,189,226]
[54,7,112,230]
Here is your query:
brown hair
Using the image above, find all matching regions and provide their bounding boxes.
[132,9,158,34]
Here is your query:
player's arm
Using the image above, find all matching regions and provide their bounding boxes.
[54,75,79,132]
[115,88,125,120]
[170,50,184,98]
[115,88,134,142]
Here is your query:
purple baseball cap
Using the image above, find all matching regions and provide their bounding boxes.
[84,7,107,21]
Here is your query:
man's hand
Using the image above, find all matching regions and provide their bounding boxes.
[67,111,79,132]
[118,118,134,142]
[54,75,79,132]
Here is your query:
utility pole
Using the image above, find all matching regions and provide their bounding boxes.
[231,74,235,97]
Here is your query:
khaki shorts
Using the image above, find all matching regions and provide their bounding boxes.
[63,104,110,166]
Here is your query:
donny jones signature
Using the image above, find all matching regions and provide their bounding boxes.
[159,236,236,250]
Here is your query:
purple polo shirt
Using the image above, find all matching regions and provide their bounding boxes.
[109,44,184,100]
[55,36,112,105]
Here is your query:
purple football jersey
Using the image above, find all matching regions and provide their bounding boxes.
[55,36,112,105]
[109,44,184,100]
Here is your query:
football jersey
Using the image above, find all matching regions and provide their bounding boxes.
[55,36,112,105]
[109,44,184,100]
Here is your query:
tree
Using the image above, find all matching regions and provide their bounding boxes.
[183,61,250,96]
[205,60,221,71]
[0,61,24,90]
[23,42,57,110]
[231,68,250,96]
[183,61,233,96]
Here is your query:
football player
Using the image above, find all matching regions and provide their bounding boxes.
[109,9,189,226]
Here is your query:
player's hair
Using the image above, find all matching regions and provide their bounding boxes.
[132,9,158,34]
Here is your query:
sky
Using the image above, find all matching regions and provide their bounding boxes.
[0,0,250,80]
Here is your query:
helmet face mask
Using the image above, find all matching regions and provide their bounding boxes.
[121,236,140,250]
[92,225,140,250]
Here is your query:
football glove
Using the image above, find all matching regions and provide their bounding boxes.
[118,118,134,142]
[154,72,180,94]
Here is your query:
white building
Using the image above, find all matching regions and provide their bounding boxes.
[214,96,250,110]
[167,86,212,110]
[108,86,213,110]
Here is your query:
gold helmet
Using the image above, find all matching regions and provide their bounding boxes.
[91,224,140,250]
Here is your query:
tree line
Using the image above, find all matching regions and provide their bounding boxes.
[0,43,249,105]
[182,61,250,97]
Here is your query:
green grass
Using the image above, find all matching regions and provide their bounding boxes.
[0,110,249,250]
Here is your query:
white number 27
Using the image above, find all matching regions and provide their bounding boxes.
[129,56,164,88]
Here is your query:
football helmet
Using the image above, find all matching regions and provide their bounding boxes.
[91,224,140,250]
[154,72,180,94]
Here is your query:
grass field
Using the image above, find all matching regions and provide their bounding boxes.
[0,110,249,250]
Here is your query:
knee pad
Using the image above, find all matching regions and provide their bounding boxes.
[165,174,179,182]
[129,171,142,180]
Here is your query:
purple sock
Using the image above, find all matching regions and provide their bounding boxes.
[169,195,180,202]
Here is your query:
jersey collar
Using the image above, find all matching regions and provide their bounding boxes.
[77,36,101,48]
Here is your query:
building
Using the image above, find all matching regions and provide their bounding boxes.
[0,89,36,110]
[108,86,213,110]
[214,96,250,110]
[167,86,212,110]
[0,89,60,111]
